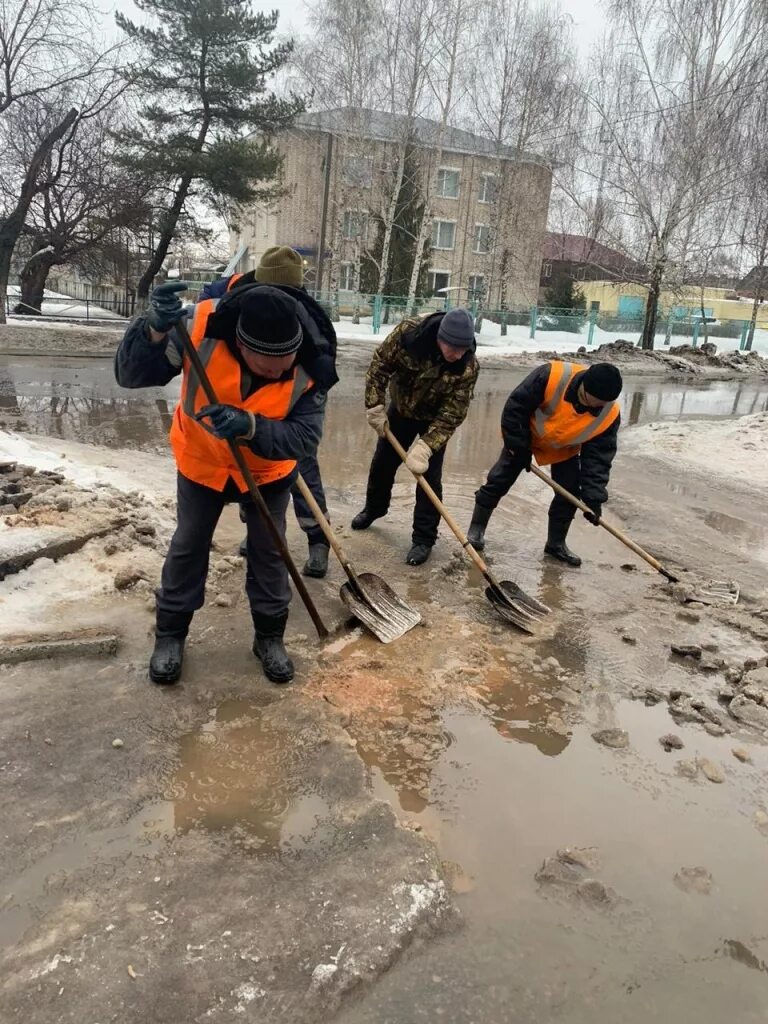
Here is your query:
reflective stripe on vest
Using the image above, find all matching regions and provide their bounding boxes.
[169,298,313,490]
[530,360,619,466]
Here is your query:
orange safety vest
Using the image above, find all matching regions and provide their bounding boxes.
[169,297,313,491]
[530,361,620,467]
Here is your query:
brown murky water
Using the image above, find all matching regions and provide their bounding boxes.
[3,354,768,1021]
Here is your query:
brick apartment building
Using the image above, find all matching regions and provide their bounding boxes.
[230,108,552,308]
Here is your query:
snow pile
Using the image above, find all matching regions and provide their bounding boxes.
[0,432,175,499]
[624,412,768,489]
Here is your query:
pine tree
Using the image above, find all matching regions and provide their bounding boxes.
[361,145,431,300]
[116,0,303,300]
[545,272,586,311]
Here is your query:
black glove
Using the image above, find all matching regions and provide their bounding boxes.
[507,447,533,471]
[147,280,188,333]
[583,500,602,526]
[195,404,254,440]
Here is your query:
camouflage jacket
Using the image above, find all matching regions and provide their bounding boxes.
[365,312,479,451]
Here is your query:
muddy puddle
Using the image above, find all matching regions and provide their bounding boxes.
[168,699,334,853]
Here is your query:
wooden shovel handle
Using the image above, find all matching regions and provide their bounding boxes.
[528,464,678,582]
[383,426,496,581]
[293,473,359,586]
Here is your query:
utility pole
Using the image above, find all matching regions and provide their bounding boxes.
[316,132,334,294]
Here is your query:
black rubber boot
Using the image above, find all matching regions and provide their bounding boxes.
[238,537,248,557]
[149,610,192,685]
[351,508,382,530]
[302,542,329,579]
[544,520,582,567]
[406,542,433,566]
[467,503,493,552]
[252,610,294,684]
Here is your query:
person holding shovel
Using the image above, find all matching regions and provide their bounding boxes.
[115,281,328,686]
[352,307,479,566]
[202,247,338,579]
[466,360,622,566]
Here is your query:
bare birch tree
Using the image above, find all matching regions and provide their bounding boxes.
[405,0,471,307]
[469,0,580,308]
[585,0,766,349]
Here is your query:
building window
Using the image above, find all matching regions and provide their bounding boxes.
[473,224,490,254]
[542,261,552,279]
[468,275,485,301]
[431,220,456,251]
[342,210,368,240]
[343,155,373,188]
[428,271,451,296]
[339,262,355,291]
[436,167,460,199]
[478,173,498,204]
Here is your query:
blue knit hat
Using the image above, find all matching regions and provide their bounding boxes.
[438,308,475,349]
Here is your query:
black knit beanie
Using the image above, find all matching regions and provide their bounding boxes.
[236,286,302,356]
[582,362,623,401]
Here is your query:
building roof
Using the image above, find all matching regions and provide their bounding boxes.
[295,107,546,165]
[543,232,645,278]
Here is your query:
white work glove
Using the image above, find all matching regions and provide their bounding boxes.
[405,438,432,475]
[366,404,388,437]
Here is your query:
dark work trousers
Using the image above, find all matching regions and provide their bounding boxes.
[239,452,329,548]
[157,471,293,636]
[475,450,582,526]
[364,404,447,547]
[291,453,329,547]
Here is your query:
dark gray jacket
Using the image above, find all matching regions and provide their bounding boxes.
[114,300,327,464]
[501,363,620,506]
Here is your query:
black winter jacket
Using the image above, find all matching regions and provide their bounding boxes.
[501,363,620,506]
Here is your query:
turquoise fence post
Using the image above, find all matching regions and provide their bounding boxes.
[529,305,538,340]
[372,294,382,334]
[587,308,597,346]
[692,319,700,348]
[740,320,749,350]
[500,311,508,337]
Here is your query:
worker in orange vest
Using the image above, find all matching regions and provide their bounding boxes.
[115,281,328,686]
[467,361,622,566]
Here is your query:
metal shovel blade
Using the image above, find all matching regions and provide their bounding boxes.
[340,572,421,644]
[495,580,551,619]
[484,582,544,634]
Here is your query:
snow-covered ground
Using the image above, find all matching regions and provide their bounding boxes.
[333,317,768,357]
[623,411,768,490]
[0,432,174,634]
[7,284,122,320]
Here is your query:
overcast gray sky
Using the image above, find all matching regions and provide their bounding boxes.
[106,0,604,55]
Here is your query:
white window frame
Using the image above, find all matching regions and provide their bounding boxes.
[473,223,490,255]
[436,166,461,200]
[339,262,356,291]
[468,274,485,298]
[478,173,498,204]
[342,210,368,241]
[342,154,374,188]
[431,219,456,251]
[428,269,452,296]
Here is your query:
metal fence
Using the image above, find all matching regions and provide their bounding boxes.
[304,292,767,349]
[4,285,767,351]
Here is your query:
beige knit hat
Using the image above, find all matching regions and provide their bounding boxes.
[255,245,304,288]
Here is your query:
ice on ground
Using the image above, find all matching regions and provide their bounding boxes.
[624,411,768,490]
[0,432,175,501]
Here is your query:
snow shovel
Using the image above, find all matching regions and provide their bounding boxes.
[294,474,421,643]
[174,319,329,639]
[528,465,740,606]
[384,427,550,633]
